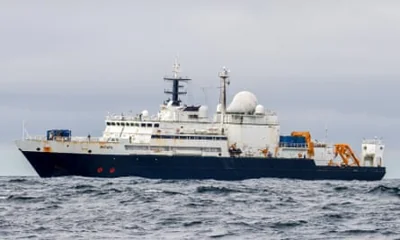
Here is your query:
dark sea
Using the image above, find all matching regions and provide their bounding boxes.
[0,177,399,240]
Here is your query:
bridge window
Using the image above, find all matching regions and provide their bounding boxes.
[121,122,125,126]
[106,122,111,126]
[154,123,160,128]
[111,122,116,126]
[116,122,120,126]
[141,123,146,127]
[147,123,152,127]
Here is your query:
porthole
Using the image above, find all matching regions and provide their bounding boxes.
[380,146,384,150]
[363,146,367,150]
[36,147,40,151]
[88,150,92,153]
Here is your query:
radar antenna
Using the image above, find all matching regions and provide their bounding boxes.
[324,123,328,143]
[172,57,180,78]
[163,57,191,106]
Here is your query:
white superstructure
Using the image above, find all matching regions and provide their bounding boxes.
[361,137,385,167]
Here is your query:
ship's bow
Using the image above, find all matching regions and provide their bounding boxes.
[15,139,68,177]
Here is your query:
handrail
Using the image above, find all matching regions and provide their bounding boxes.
[362,139,383,145]
[25,135,47,140]
[105,115,159,121]
[25,135,105,143]
[279,143,307,148]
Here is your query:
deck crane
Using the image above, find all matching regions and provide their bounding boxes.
[290,131,315,158]
[331,144,361,167]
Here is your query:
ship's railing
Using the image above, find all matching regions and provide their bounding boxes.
[69,136,103,142]
[265,110,278,116]
[105,115,159,122]
[314,143,328,148]
[106,115,139,121]
[25,135,105,143]
[279,142,307,148]
[362,138,383,145]
[25,135,47,141]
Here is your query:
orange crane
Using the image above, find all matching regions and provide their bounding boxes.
[333,144,361,167]
[290,131,314,158]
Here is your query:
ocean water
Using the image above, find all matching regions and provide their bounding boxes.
[0,177,399,240]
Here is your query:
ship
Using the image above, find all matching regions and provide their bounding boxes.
[15,60,386,181]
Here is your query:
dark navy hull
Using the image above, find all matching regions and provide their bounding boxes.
[21,151,386,181]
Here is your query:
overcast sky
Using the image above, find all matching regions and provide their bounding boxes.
[1,1,399,178]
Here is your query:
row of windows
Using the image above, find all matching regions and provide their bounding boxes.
[106,122,160,128]
[151,135,227,141]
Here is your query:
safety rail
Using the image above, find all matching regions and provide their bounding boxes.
[105,115,159,122]
[314,143,328,148]
[362,138,383,145]
[25,135,104,142]
[279,143,308,148]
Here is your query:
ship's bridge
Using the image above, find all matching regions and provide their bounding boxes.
[102,104,215,142]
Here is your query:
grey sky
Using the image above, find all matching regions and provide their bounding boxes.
[1,1,400,177]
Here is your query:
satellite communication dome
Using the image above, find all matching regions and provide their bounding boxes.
[141,110,149,117]
[255,104,265,115]
[226,91,258,114]
[198,105,208,118]
[216,103,222,113]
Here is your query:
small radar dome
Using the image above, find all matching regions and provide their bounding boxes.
[255,104,265,115]
[226,91,258,114]
[141,110,149,118]
[216,103,222,113]
[199,105,208,118]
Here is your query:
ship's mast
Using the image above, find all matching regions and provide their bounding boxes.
[163,58,191,106]
[324,123,328,143]
[218,67,230,125]
[173,57,179,78]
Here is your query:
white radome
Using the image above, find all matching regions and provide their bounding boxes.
[255,104,265,115]
[198,105,209,118]
[216,103,222,113]
[227,91,258,114]
[141,110,149,117]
